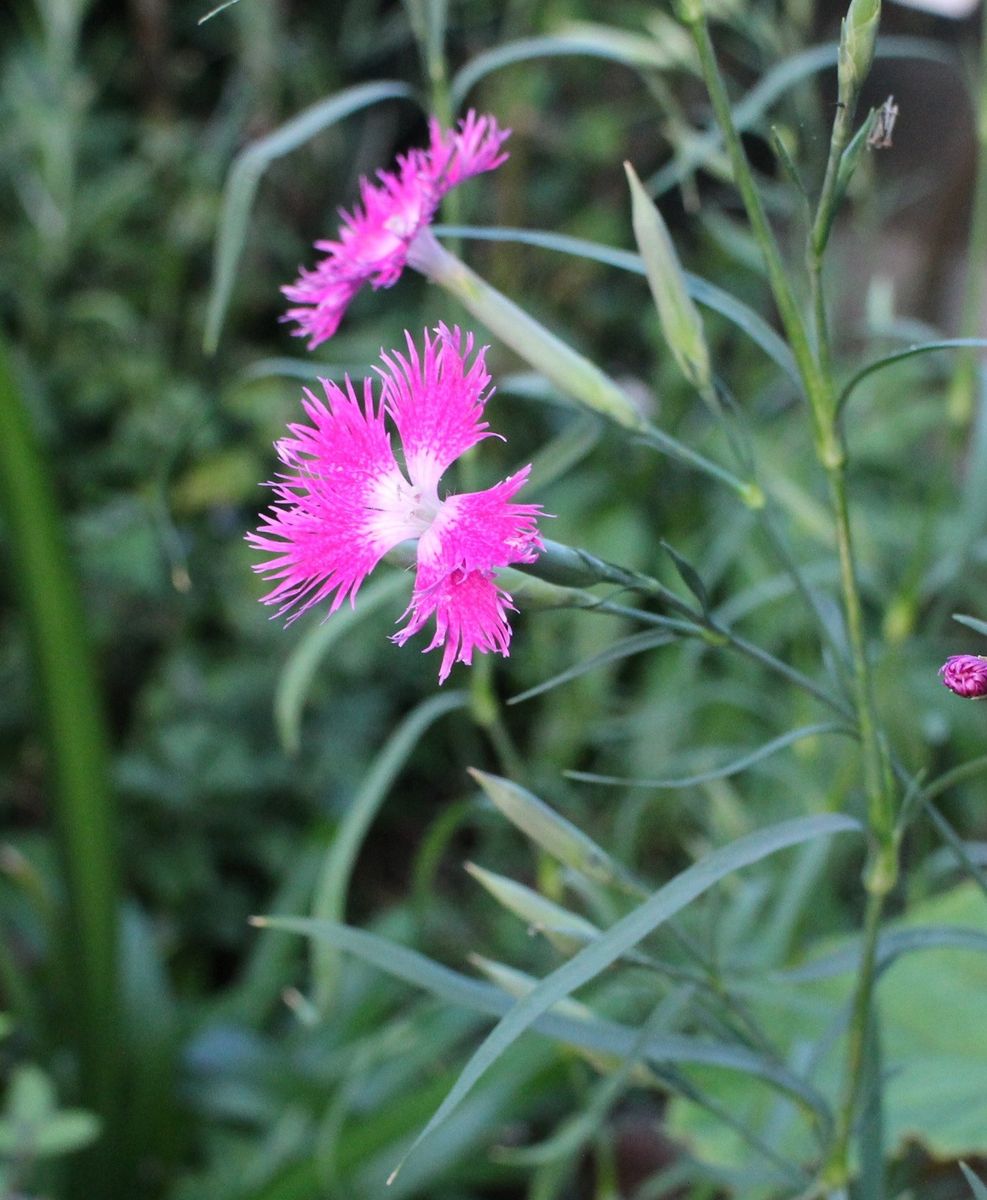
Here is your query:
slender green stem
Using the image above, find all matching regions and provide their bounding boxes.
[827,466,894,851]
[948,0,987,424]
[809,94,858,263]
[681,3,830,436]
[922,752,987,803]
[682,7,898,1185]
[470,653,524,778]
[822,889,886,1185]
[584,595,853,719]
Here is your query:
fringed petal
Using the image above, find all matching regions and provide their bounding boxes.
[247,376,414,620]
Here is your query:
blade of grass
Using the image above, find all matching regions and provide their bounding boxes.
[309,690,467,1011]
[566,723,850,789]
[0,338,124,1196]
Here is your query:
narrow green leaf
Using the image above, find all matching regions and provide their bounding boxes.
[450,33,681,109]
[833,108,876,208]
[837,339,987,417]
[961,1162,987,1200]
[204,81,417,352]
[769,125,808,198]
[566,723,849,790]
[661,540,710,612]
[390,813,859,1179]
[468,770,641,893]
[0,338,124,1192]
[274,572,408,755]
[434,224,799,386]
[198,0,243,22]
[779,925,987,983]
[256,915,833,1117]
[508,629,680,704]
[309,690,467,1010]
[953,612,987,639]
[526,414,602,491]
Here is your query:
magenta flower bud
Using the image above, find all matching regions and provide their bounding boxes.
[939,654,987,698]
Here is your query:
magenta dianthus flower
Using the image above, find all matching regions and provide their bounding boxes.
[248,325,542,682]
[282,111,509,348]
[939,654,987,698]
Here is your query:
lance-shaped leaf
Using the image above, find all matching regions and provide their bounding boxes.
[469,769,643,893]
[470,954,659,1087]
[465,862,602,956]
[625,161,711,391]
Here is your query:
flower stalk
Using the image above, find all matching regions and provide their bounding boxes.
[947,0,987,424]
[681,0,898,1182]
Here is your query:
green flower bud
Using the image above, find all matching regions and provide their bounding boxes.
[838,0,881,103]
[625,162,712,391]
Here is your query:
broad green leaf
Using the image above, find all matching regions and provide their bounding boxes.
[309,690,467,1010]
[389,813,858,1179]
[566,723,848,789]
[434,224,799,386]
[204,81,417,352]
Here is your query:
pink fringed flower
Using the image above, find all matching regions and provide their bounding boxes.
[248,325,542,682]
[939,654,987,698]
[282,111,509,348]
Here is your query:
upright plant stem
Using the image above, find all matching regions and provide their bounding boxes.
[0,338,124,1197]
[948,0,987,424]
[822,889,885,1186]
[807,97,857,377]
[682,3,898,1183]
[680,1,831,445]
